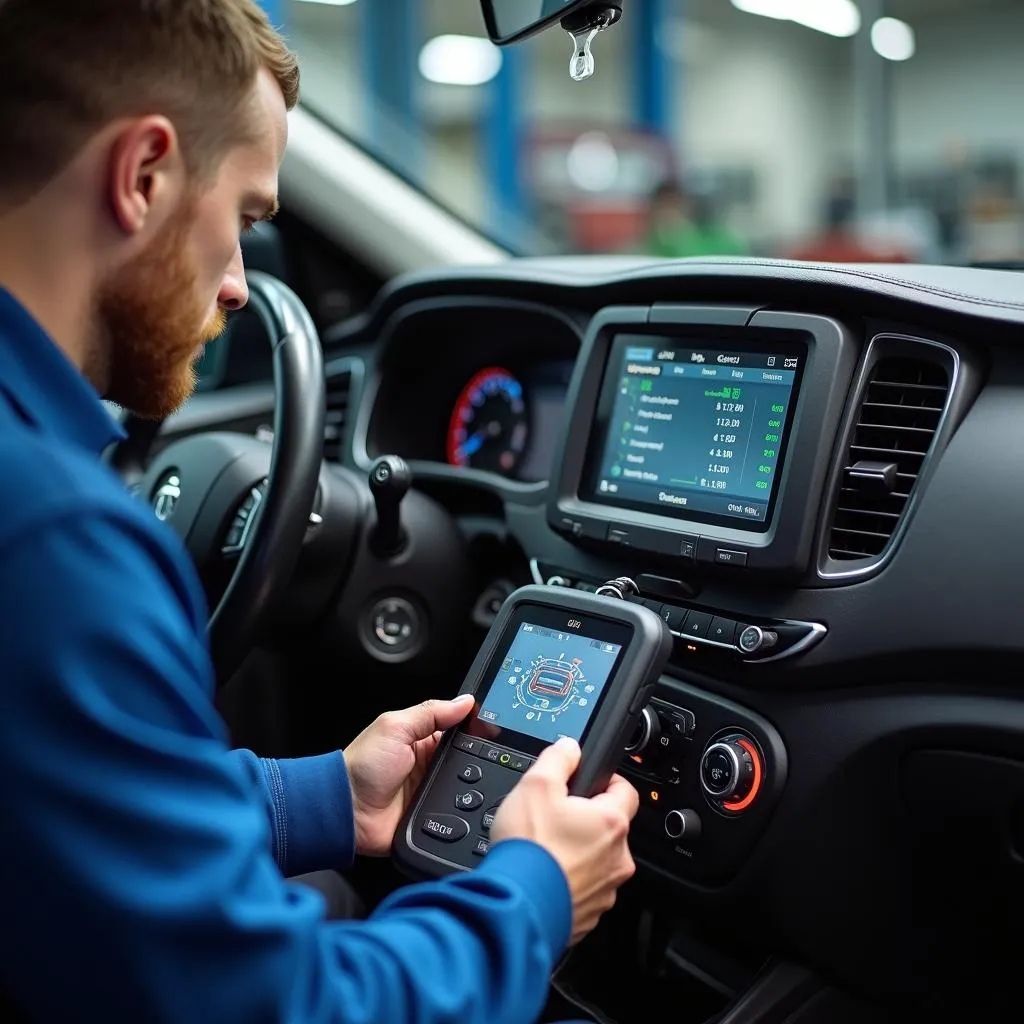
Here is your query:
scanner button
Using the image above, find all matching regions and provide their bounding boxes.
[472,837,490,856]
[420,813,470,843]
[454,734,480,755]
[458,763,483,783]
[455,790,484,811]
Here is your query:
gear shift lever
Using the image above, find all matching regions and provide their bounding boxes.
[369,455,412,558]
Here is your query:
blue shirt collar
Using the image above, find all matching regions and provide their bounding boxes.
[0,287,125,454]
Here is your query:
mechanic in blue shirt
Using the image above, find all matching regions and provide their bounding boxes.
[0,2,639,1022]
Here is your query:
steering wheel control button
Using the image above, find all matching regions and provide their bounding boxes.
[458,763,483,784]
[680,610,712,639]
[420,814,470,843]
[701,744,739,797]
[664,808,702,842]
[472,837,490,857]
[222,483,266,555]
[455,790,484,811]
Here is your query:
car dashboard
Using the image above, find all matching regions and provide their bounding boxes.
[317,256,1024,1010]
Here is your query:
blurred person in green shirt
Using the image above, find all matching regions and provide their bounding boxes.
[643,178,747,258]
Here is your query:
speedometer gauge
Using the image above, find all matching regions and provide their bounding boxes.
[446,367,529,475]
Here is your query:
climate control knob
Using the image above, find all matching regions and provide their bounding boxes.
[700,733,764,813]
[624,706,659,755]
[664,808,702,842]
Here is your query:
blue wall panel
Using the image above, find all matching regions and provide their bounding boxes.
[633,0,673,138]
[360,0,420,183]
[257,0,286,31]
[485,45,524,250]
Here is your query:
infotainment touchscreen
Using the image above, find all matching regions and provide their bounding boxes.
[582,335,806,531]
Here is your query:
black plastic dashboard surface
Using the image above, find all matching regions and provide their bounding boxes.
[327,257,1024,1011]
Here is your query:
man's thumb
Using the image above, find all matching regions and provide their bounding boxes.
[528,736,581,784]
[398,694,475,740]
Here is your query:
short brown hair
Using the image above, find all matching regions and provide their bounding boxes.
[0,0,300,201]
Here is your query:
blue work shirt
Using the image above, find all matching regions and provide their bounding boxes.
[0,287,572,1023]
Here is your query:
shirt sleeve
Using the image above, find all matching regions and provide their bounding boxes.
[0,504,572,1024]
[230,748,357,877]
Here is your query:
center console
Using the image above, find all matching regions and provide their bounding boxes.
[537,304,859,887]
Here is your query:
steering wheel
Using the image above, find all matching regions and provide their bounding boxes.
[108,271,325,684]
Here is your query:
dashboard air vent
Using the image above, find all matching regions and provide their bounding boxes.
[827,355,950,561]
[323,370,352,461]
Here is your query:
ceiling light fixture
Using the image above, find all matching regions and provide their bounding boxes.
[730,0,861,39]
[419,35,503,87]
[870,17,915,61]
[566,132,620,192]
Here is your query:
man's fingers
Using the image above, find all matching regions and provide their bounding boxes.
[525,736,581,786]
[390,695,475,741]
[590,773,640,819]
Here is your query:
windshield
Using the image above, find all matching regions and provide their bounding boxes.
[286,0,1024,266]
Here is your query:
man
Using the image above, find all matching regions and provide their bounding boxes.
[0,3,638,1022]
[643,179,747,259]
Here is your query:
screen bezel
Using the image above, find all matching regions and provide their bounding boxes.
[579,332,808,534]
[546,306,857,576]
[462,601,634,756]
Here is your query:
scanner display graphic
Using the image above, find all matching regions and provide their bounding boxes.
[477,621,621,744]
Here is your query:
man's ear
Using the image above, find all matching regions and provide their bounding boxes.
[106,116,186,237]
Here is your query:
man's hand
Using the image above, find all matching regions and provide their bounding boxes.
[491,737,639,945]
[344,694,475,857]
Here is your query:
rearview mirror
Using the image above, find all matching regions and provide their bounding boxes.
[480,1,622,79]
[480,1,596,45]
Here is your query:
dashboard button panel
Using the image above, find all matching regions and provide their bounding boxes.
[530,560,826,664]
